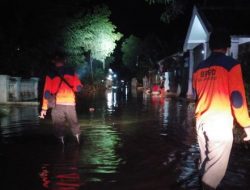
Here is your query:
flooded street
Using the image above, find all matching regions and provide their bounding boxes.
[1,90,250,190]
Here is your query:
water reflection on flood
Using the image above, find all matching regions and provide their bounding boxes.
[106,89,118,113]
[39,149,82,190]
[1,90,250,189]
[37,90,124,190]
[0,105,39,140]
[81,124,121,175]
[39,123,122,190]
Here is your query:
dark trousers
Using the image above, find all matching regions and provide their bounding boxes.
[51,105,80,137]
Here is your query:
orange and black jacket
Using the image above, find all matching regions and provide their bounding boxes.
[42,66,83,111]
[193,52,250,127]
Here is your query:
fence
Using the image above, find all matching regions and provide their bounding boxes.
[0,75,39,103]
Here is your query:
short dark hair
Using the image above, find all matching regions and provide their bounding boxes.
[51,51,66,65]
[209,28,231,50]
[52,55,65,64]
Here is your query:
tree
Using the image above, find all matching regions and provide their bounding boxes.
[121,34,169,80]
[145,0,188,23]
[121,35,142,74]
[64,5,123,69]
[141,34,168,65]
[145,0,210,23]
[136,34,169,80]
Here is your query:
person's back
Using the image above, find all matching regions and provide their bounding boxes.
[43,66,78,107]
[40,53,83,144]
[193,52,250,126]
[192,29,250,189]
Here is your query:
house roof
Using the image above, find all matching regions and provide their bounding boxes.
[183,4,250,51]
[184,6,210,51]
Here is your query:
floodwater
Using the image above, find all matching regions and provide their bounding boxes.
[1,90,250,190]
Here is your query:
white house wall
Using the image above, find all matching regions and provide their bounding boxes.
[231,36,250,59]
[182,6,250,98]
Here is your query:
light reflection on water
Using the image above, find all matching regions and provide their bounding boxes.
[39,124,122,189]
[1,91,250,189]
[106,89,117,113]
[80,124,122,175]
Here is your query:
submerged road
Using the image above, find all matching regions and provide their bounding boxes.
[0,90,250,190]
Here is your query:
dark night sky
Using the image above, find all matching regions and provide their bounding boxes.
[106,0,166,37]
[1,0,250,77]
[1,0,250,54]
[0,0,186,40]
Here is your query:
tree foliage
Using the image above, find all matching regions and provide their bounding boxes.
[145,0,210,23]
[121,35,142,71]
[64,5,123,66]
[121,34,169,79]
[140,34,168,65]
[145,0,187,23]
[145,0,174,5]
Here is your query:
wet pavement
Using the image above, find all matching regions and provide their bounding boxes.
[1,90,250,190]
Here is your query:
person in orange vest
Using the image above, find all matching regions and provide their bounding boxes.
[39,53,83,144]
[193,29,250,189]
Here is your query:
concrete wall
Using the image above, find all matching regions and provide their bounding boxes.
[0,75,9,103]
[231,36,250,59]
[0,75,39,103]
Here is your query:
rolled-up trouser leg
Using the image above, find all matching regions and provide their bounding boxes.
[196,118,233,189]
[51,106,66,137]
[64,105,81,136]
